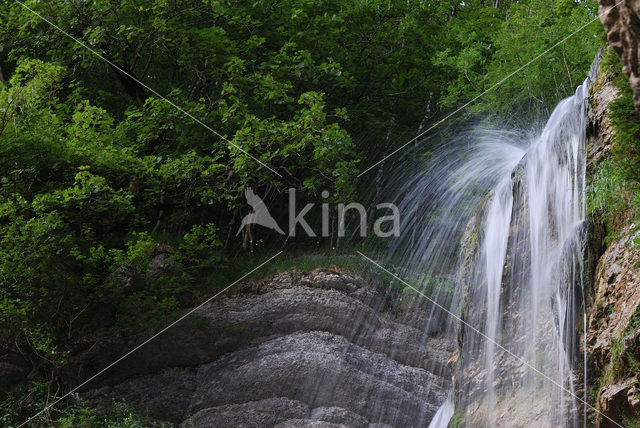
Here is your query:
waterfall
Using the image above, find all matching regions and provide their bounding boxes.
[428,391,454,428]
[385,55,599,426]
[464,76,590,425]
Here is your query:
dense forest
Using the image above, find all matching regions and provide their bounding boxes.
[0,0,623,426]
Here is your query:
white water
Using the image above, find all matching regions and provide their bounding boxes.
[428,391,454,428]
[386,55,599,426]
[474,75,590,425]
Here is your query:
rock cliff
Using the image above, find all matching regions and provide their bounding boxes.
[586,223,640,427]
[586,51,640,427]
[82,269,454,427]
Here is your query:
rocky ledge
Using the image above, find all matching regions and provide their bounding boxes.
[82,269,454,427]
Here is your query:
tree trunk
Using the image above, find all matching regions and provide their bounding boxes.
[107,62,147,107]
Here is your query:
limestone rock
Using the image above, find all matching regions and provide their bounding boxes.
[83,270,454,427]
[186,397,310,428]
[598,377,639,428]
[587,224,640,368]
[309,407,370,427]
[186,331,443,427]
[275,421,347,428]
[599,0,640,108]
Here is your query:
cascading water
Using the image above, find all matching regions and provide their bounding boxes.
[464,77,589,425]
[428,391,454,428]
[384,54,600,426]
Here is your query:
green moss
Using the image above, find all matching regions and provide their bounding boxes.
[470,228,479,248]
[449,410,466,428]
[603,337,626,383]
[600,308,640,385]
[622,415,640,428]
[624,306,640,336]
[243,253,382,284]
[590,306,640,421]
[587,158,631,232]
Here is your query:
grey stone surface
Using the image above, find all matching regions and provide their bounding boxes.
[184,397,310,428]
[187,331,444,427]
[84,270,454,427]
[275,420,348,428]
[310,406,370,427]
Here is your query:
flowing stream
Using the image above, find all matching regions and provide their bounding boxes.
[386,55,599,427]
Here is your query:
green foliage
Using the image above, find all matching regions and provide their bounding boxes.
[0,49,353,375]
[603,337,626,383]
[600,336,640,388]
[624,306,640,335]
[56,407,147,428]
[587,158,637,238]
[0,384,150,428]
[433,0,602,123]
[0,0,611,423]
[179,224,223,267]
[0,381,49,427]
[608,67,640,184]
[621,415,640,428]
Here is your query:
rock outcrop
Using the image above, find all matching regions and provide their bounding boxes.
[586,50,640,427]
[587,223,640,369]
[599,0,640,108]
[586,221,640,427]
[83,270,454,427]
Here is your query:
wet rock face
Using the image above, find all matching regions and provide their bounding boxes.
[599,0,640,108]
[84,270,454,427]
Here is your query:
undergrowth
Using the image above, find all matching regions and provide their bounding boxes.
[0,386,153,428]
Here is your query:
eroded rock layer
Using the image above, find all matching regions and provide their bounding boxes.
[84,270,454,427]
